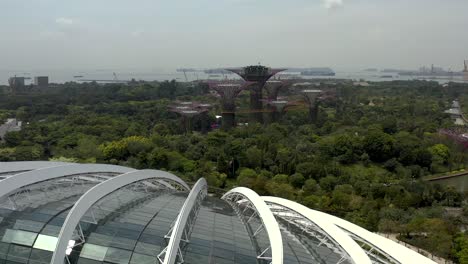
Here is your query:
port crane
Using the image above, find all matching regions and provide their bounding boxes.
[182,70,188,82]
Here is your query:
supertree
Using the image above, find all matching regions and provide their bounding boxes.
[225,65,286,123]
[264,80,288,123]
[169,102,210,133]
[301,89,323,123]
[209,82,251,130]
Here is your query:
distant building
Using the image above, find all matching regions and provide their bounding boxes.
[34,76,49,87]
[444,100,466,126]
[419,65,444,74]
[353,81,370,87]
[0,118,22,141]
[8,77,25,89]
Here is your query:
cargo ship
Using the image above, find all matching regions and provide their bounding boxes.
[300,68,335,76]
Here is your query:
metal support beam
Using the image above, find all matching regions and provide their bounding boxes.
[0,161,71,174]
[0,164,134,201]
[159,178,208,264]
[50,169,189,264]
[263,197,370,264]
[263,197,436,264]
[222,187,283,264]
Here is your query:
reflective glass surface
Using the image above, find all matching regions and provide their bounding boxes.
[277,217,351,264]
[0,167,361,264]
[182,197,257,264]
[0,172,122,264]
[71,189,188,264]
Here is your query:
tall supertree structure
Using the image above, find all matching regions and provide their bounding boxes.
[169,102,209,133]
[209,82,250,130]
[264,80,285,101]
[266,99,289,123]
[196,103,213,133]
[302,89,323,123]
[264,80,287,123]
[226,65,286,123]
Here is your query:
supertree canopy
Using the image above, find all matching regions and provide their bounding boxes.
[168,101,210,133]
[209,82,251,130]
[226,66,286,123]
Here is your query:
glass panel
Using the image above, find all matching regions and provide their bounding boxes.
[2,229,37,246]
[80,243,108,261]
[182,197,257,264]
[7,244,31,264]
[130,253,156,264]
[0,242,9,260]
[77,258,101,264]
[104,247,132,264]
[109,237,136,250]
[33,235,57,252]
[29,249,53,264]
[41,225,62,237]
[13,220,43,233]
[134,242,157,256]
[87,233,112,247]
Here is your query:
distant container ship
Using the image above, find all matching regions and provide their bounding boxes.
[397,65,464,77]
[176,68,197,72]
[398,71,463,77]
[300,68,335,76]
[204,69,232,74]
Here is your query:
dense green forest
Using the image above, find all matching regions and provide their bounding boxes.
[1,80,468,262]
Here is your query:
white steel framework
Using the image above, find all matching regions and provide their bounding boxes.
[268,198,436,264]
[263,197,371,264]
[0,161,70,174]
[50,169,190,264]
[0,162,437,264]
[0,164,134,210]
[159,178,208,264]
[0,174,104,211]
[222,187,283,264]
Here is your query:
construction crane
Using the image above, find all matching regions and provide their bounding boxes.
[182,70,188,82]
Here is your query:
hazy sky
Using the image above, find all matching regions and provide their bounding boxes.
[1,0,468,71]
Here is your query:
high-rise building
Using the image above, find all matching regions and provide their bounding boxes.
[0,161,437,264]
[34,76,49,87]
[8,76,25,90]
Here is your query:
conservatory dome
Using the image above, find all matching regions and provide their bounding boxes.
[0,162,435,264]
